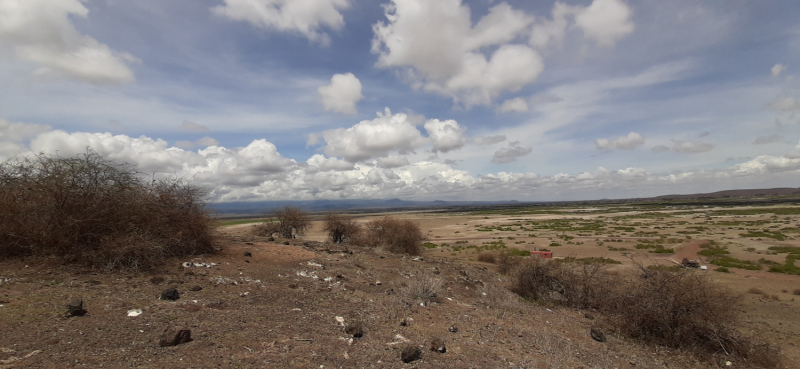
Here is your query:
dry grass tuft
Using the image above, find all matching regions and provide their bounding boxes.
[748,287,764,295]
[403,274,443,304]
[0,151,216,270]
[477,251,497,263]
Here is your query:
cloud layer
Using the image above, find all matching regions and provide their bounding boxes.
[4,123,798,202]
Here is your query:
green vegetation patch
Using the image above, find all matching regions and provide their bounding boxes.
[697,241,730,256]
[709,257,761,271]
[558,257,621,265]
[218,218,268,226]
[739,231,787,241]
[767,246,800,255]
[649,245,675,254]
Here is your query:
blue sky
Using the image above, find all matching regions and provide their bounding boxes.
[1,0,799,202]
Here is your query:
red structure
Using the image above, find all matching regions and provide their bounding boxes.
[530,250,553,259]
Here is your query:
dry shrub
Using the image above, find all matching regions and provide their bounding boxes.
[356,216,423,255]
[251,221,280,237]
[496,250,527,274]
[403,274,443,304]
[0,152,216,270]
[747,287,764,295]
[609,266,739,351]
[323,212,362,243]
[272,206,310,238]
[510,258,614,310]
[508,258,782,367]
[793,288,800,296]
[477,251,497,263]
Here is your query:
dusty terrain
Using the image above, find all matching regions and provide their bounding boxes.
[1,203,799,368]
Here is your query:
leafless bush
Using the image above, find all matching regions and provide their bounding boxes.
[403,274,443,304]
[323,212,362,243]
[356,216,424,255]
[496,251,527,274]
[510,258,614,310]
[507,258,782,367]
[272,206,310,238]
[251,221,280,237]
[0,151,216,270]
[477,251,497,263]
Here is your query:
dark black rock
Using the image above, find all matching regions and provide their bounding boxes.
[401,346,422,363]
[345,323,364,338]
[160,288,180,301]
[590,328,606,343]
[244,252,252,257]
[159,328,192,347]
[66,299,87,317]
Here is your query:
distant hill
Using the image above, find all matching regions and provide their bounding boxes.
[207,198,522,215]
[208,187,800,216]
[652,187,800,200]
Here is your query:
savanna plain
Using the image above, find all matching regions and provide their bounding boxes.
[2,199,800,368]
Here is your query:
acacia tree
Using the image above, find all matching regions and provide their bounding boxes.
[323,212,361,243]
[273,205,310,238]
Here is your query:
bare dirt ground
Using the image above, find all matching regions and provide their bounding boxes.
[1,204,799,368]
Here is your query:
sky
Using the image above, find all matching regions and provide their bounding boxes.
[1,0,799,202]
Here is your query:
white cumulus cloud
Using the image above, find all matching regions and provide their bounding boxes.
[308,109,469,162]
[212,0,350,46]
[424,119,466,153]
[574,0,635,47]
[594,132,645,150]
[371,0,634,108]
[317,73,363,114]
[0,0,138,84]
[308,109,426,162]
[372,0,541,108]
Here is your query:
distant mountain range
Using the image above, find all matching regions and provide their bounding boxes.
[207,187,800,215]
[651,187,800,200]
[207,198,521,215]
